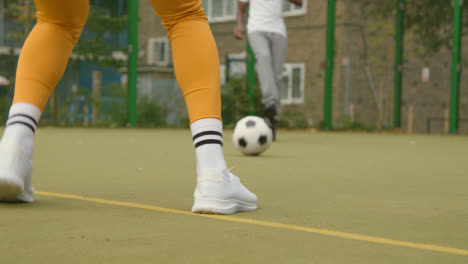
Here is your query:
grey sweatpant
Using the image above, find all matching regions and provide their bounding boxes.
[248,31,287,119]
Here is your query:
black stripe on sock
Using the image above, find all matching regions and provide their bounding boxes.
[7,121,36,133]
[194,139,223,148]
[9,114,38,126]
[192,131,223,141]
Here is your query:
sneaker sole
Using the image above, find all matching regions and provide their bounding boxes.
[0,176,23,202]
[192,197,257,215]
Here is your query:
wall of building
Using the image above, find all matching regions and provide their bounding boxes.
[338,1,468,133]
[137,0,468,133]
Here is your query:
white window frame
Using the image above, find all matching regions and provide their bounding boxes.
[281,63,305,105]
[283,0,308,17]
[203,0,307,23]
[203,0,237,23]
[147,37,170,66]
[220,64,227,86]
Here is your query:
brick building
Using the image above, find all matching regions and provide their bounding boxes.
[137,0,468,133]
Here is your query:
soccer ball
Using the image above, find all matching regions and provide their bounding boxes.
[232,116,273,156]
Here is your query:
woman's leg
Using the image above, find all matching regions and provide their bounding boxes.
[148,0,257,214]
[0,0,89,202]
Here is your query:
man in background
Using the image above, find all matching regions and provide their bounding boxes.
[234,0,302,140]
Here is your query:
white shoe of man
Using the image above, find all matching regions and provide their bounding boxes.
[192,168,258,215]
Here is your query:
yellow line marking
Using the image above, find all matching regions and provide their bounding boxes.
[36,190,468,257]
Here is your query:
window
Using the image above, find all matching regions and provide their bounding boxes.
[281,63,305,104]
[226,52,247,79]
[223,52,305,104]
[202,0,237,22]
[147,37,171,66]
[283,0,307,17]
[220,64,226,86]
[202,0,306,23]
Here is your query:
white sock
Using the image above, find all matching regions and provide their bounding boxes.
[0,103,41,160]
[190,118,228,175]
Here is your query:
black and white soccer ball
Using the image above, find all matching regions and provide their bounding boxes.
[232,116,273,156]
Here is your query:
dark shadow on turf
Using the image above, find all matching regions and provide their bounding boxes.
[226,153,298,159]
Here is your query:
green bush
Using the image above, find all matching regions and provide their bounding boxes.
[278,107,310,129]
[99,83,127,127]
[221,77,263,128]
[0,95,11,125]
[318,116,372,131]
[85,82,169,128]
[42,82,167,128]
[136,96,168,128]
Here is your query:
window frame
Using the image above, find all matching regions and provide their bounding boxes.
[147,37,170,66]
[281,63,305,105]
[204,0,308,23]
[220,64,227,86]
[203,0,237,23]
[283,0,308,17]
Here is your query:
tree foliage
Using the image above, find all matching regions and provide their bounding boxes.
[74,8,128,68]
[4,1,127,68]
[4,0,35,42]
[355,0,463,55]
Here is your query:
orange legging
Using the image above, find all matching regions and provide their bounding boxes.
[13,0,221,123]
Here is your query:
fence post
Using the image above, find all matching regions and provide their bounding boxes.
[393,0,405,129]
[407,104,414,133]
[127,0,138,127]
[246,16,256,116]
[343,56,351,116]
[24,0,33,37]
[377,82,384,131]
[349,104,355,123]
[450,0,462,134]
[324,0,336,130]
[50,90,58,124]
[0,1,4,45]
[444,108,450,134]
[84,104,89,126]
[92,71,102,126]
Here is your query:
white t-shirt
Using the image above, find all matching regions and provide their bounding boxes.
[240,0,287,37]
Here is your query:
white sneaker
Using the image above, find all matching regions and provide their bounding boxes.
[192,168,258,215]
[0,143,34,203]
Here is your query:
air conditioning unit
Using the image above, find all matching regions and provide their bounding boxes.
[147,37,172,66]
